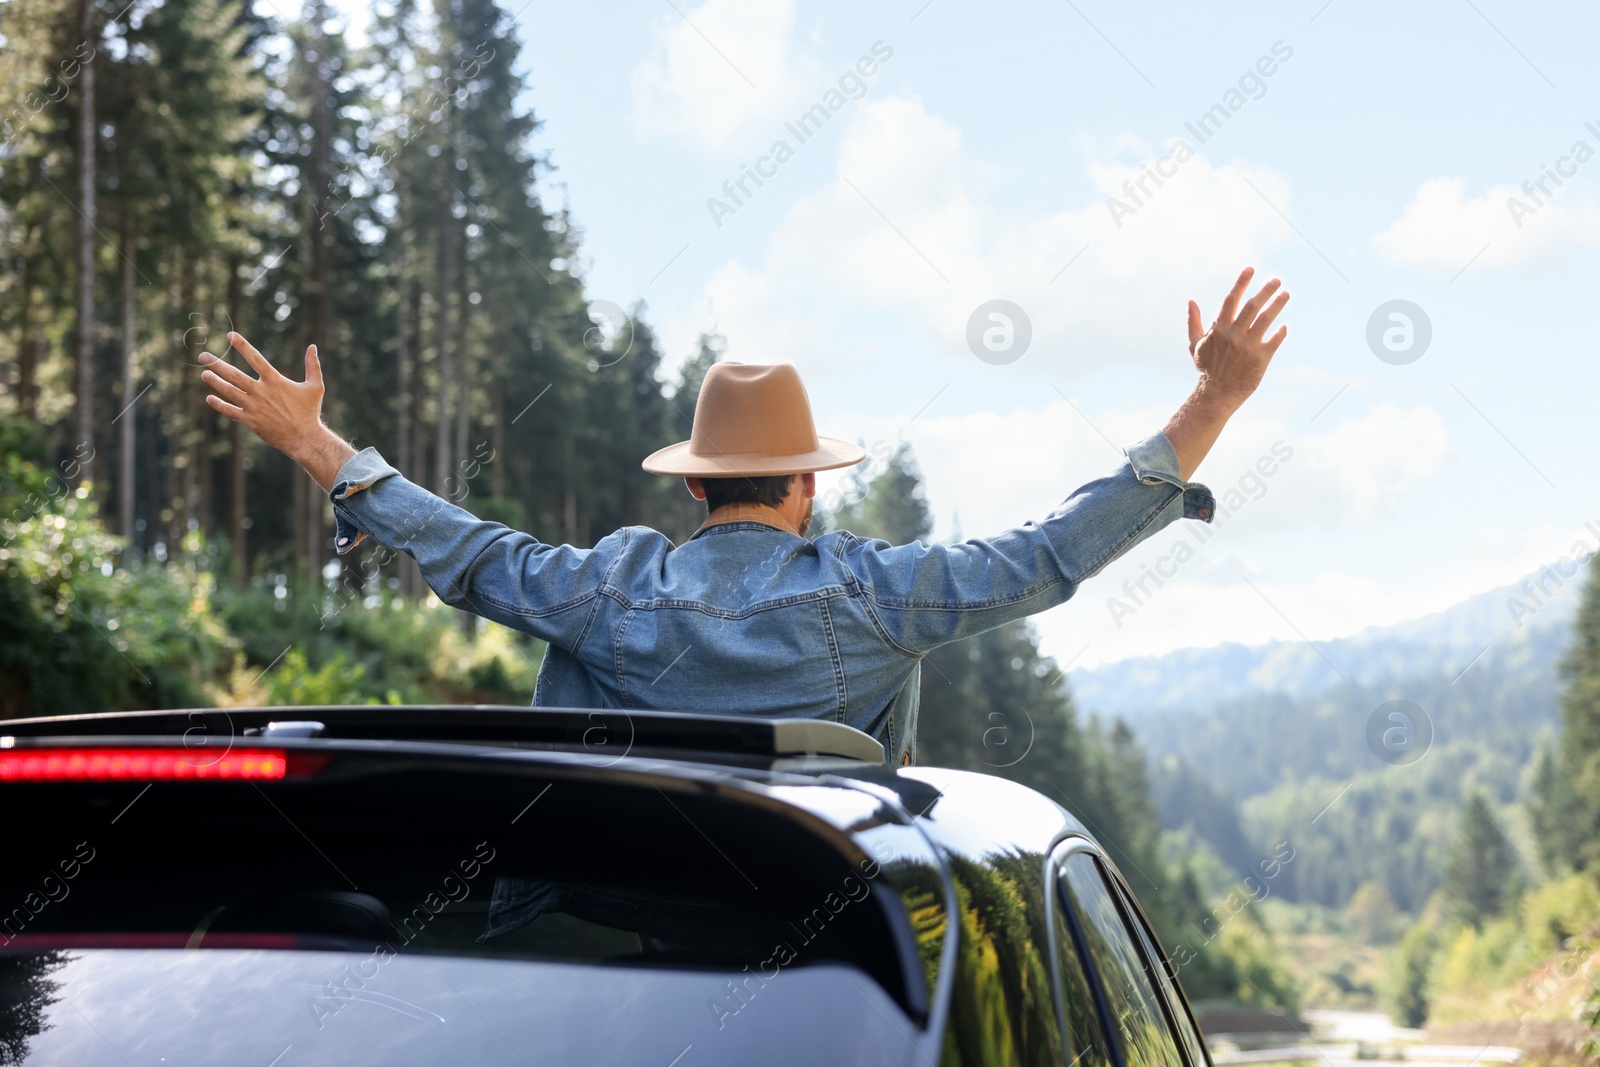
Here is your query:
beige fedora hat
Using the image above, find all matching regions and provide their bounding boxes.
[642,361,865,477]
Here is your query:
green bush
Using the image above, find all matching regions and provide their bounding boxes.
[261,648,395,705]
[0,414,542,717]
[0,428,232,715]
[216,578,541,705]
[1520,872,1600,957]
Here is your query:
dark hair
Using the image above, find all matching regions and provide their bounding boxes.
[700,474,796,513]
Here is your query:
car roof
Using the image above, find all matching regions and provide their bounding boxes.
[0,704,1095,861]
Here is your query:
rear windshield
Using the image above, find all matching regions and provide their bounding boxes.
[1,950,914,1065]
[0,755,920,1064]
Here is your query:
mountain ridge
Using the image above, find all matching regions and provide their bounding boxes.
[1068,561,1588,717]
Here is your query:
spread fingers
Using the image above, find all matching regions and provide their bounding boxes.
[1248,290,1291,338]
[199,351,257,392]
[1236,278,1282,328]
[1217,267,1255,325]
[228,332,281,381]
[201,368,250,406]
[205,393,245,420]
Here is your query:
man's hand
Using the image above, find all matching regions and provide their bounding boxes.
[200,332,355,491]
[1164,268,1289,481]
[1186,266,1289,411]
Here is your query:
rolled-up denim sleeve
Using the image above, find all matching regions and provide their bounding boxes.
[328,448,403,555]
[326,448,605,650]
[849,432,1213,655]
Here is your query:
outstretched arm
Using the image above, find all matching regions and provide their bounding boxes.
[853,267,1290,654]
[199,332,354,490]
[198,331,608,651]
[1163,267,1290,480]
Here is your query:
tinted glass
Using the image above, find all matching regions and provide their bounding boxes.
[0,950,915,1065]
[1058,854,1182,1067]
[1,763,929,1064]
[1050,891,1114,1067]
[940,851,1068,1067]
[1114,879,1209,1067]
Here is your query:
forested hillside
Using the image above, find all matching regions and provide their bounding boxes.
[1070,567,1575,912]
[1075,551,1600,1035]
[1072,571,1581,717]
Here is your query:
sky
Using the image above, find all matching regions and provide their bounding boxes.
[418,0,1597,669]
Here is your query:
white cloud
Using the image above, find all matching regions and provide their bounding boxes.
[1373,175,1600,271]
[630,0,820,153]
[816,397,1449,543]
[1034,570,1405,671]
[1266,402,1452,526]
[675,93,1299,374]
[810,394,1455,668]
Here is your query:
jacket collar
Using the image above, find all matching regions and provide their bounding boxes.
[693,501,801,538]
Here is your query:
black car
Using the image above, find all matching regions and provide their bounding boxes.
[0,706,1212,1066]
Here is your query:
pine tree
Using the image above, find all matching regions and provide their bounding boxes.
[831,442,932,547]
[673,330,725,440]
[1441,790,1517,928]
[1388,922,1436,1027]
[103,0,259,552]
[0,0,85,424]
[1533,553,1600,873]
[0,951,69,1064]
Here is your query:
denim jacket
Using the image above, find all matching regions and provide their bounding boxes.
[328,433,1214,765]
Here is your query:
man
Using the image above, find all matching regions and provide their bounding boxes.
[200,267,1288,765]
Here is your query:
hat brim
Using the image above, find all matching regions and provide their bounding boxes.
[641,435,866,478]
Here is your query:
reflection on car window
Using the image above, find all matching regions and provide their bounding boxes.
[1050,895,1113,1067]
[1114,879,1209,1067]
[1059,854,1182,1067]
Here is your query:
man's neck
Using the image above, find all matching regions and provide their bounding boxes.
[698,502,800,537]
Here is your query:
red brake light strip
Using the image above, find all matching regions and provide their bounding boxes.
[0,747,288,781]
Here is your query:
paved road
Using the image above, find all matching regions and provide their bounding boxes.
[1210,1010,1520,1067]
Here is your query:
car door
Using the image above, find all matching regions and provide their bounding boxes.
[1048,840,1209,1067]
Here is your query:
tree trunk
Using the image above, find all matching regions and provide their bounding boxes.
[399,259,426,597]
[454,224,469,484]
[227,255,245,581]
[179,256,198,541]
[73,0,98,486]
[143,399,160,555]
[162,250,182,553]
[168,254,189,550]
[397,261,411,473]
[303,0,334,582]
[117,197,136,545]
[407,271,424,470]
[434,190,455,496]
[17,219,39,420]
[491,377,505,500]
[196,274,215,540]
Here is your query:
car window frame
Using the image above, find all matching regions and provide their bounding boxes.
[1047,838,1208,1067]
[1101,862,1212,1067]
[1044,838,1115,1067]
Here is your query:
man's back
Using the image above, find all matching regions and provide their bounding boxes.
[533,518,923,760]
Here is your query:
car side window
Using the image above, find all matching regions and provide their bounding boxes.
[1058,853,1184,1067]
[1111,876,1210,1067]
[1050,889,1115,1067]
